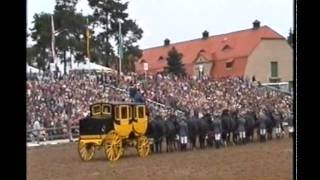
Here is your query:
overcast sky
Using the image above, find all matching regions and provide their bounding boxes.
[27,0,294,49]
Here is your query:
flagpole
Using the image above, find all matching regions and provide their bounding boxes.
[118,21,122,75]
[86,18,91,61]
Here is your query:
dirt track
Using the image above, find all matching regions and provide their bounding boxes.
[27,138,293,180]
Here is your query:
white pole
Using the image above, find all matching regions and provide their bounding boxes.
[145,70,147,81]
[119,21,122,75]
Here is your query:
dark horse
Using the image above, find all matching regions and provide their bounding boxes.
[221,109,237,146]
[164,114,179,152]
[186,115,199,150]
[244,110,258,143]
[265,107,276,140]
[198,113,212,149]
[147,115,166,153]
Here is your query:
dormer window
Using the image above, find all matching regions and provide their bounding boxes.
[225,59,234,70]
[200,49,205,53]
[222,44,231,51]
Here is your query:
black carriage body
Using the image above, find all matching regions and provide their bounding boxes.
[79,117,114,135]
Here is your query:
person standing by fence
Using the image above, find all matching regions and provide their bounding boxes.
[33,118,41,144]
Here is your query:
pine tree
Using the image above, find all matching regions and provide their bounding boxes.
[165,47,186,76]
[29,13,52,70]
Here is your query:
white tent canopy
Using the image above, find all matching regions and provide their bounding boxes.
[26,65,42,74]
[72,61,113,72]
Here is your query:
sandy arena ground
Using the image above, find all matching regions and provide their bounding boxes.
[27,138,293,180]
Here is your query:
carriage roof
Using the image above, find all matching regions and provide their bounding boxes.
[89,101,145,108]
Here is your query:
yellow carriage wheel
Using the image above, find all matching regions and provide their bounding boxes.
[78,141,95,161]
[104,131,122,161]
[136,136,150,157]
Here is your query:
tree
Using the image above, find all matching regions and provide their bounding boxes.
[165,47,185,76]
[29,12,52,70]
[27,46,37,65]
[28,0,143,73]
[287,28,293,47]
[29,0,86,72]
[88,0,143,70]
[122,44,142,73]
[54,0,88,74]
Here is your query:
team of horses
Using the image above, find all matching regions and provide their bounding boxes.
[146,109,293,153]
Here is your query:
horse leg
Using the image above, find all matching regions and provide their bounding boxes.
[268,128,273,140]
[166,137,170,152]
[232,132,237,145]
[222,133,227,147]
[202,136,205,149]
[155,141,159,153]
[169,140,173,152]
[226,133,230,145]
[175,140,179,152]
[159,139,162,153]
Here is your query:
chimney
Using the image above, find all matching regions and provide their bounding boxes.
[253,20,260,29]
[202,30,209,39]
[164,38,170,46]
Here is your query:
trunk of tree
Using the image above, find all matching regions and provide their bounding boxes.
[70,48,73,69]
[64,50,67,75]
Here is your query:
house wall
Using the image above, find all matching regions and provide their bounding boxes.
[244,39,293,83]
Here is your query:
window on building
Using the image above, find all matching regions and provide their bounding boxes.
[222,45,231,51]
[225,61,234,69]
[270,61,278,77]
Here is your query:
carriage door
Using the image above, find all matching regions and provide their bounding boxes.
[114,105,132,137]
[133,105,148,136]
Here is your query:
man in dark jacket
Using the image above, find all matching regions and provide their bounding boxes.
[129,86,137,99]
[237,111,246,143]
[212,113,222,134]
[134,90,145,103]
[178,119,189,151]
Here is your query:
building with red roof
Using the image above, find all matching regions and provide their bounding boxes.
[136,20,293,83]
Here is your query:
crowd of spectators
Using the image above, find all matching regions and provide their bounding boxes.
[139,74,292,119]
[27,70,293,143]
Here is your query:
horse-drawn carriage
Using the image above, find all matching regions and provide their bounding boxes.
[78,102,150,161]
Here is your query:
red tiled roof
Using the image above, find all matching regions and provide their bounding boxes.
[136,26,285,75]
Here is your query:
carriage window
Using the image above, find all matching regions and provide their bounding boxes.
[102,104,111,114]
[133,106,136,118]
[121,106,128,119]
[138,106,144,118]
[92,105,101,116]
[115,107,119,119]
